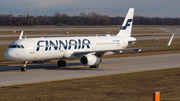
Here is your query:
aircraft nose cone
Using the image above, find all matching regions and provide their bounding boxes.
[4,49,17,60]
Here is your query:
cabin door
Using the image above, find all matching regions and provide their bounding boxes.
[92,40,96,50]
[28,41,36,54]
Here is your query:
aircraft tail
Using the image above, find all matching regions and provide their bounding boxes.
[116,8,134,37]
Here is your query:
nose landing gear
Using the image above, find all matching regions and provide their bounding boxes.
[21,61,28,72]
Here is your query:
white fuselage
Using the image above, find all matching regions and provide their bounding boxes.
[4,35,135,61]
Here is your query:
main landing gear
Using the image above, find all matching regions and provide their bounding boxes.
[21,61,28,72]
[90,64,99,68]
[57,59,66,67]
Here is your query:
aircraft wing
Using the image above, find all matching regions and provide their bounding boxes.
[73,34,174,57]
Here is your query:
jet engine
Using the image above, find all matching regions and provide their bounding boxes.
[80,54,102,66]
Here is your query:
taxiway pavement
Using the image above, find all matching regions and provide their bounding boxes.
[0,54,180,86]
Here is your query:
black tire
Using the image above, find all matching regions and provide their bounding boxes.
[57,61,62,67]
[94,64,99,68]
[21,67,26,72]
[62,61,66,67]
[90,66,94,68]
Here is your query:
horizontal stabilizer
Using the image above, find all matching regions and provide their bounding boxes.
[133,38,159,42]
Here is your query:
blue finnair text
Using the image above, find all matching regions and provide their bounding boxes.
[36,39,90,51]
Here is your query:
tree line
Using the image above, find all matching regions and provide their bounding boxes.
[0,12,180,26]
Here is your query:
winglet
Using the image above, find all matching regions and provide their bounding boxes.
[19,31,23,39]
[167,34,174,46]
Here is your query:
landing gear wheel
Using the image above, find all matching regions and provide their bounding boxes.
[90,64,99,68]
[57,60,62,67]
[21,67,26,72]
[61,61,66,67]
[57,59,66,67]
[90,66,94,68]
[21,61,28,72]
[94,64,99,68]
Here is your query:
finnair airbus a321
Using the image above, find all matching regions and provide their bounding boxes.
[4,8,174,72]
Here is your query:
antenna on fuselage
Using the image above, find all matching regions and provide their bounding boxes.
[19,31,23,39]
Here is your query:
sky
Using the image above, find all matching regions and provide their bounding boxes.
[0,0,180,18]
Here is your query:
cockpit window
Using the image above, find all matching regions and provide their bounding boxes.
[21,45,24,48]
[8,45,24,49]
[17,45,21,48]
[11,45,17,48]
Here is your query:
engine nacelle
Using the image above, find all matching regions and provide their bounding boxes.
[31,60,50,64]
[80,54,102,66]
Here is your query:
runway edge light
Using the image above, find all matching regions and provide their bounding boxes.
[153,91,160,101]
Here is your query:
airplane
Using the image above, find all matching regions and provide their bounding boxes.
[4,8,174,72]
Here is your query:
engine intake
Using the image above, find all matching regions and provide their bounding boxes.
[80,54,102,66]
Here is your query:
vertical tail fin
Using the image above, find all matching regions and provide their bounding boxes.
[116,8,134,37]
